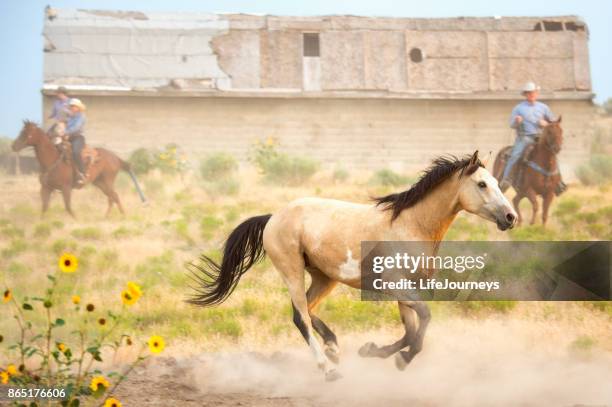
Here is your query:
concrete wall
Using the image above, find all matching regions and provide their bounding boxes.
[43,96,595,179]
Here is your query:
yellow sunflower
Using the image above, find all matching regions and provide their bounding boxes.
[0,371,8,384]
[121,290,137,306]
[104,398,122,407]
[71,295,81,305]
[126,282,142,299]
[6,364,18,376]
[58,253,78,273]
[147,335,165,354]
[2,289,11,303]
[57,343,66,352]
[89,376,110,392]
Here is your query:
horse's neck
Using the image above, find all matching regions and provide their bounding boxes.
[533,140,556,170]
[394,178,460,242]
[33,131,60,170]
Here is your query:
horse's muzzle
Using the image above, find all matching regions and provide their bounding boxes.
[496,211,517,231]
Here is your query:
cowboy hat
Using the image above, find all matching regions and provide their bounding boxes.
[521,82,541,94]
[68,98,86,111]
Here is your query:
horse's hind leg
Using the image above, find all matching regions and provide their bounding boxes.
[307,270,339,363]
[358,300,421,362]
[95,178,124,216]
[268,250,340,381]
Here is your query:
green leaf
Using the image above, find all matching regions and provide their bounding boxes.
[47,274,56,282]
[54,318,66,326]
[22,303,33,311]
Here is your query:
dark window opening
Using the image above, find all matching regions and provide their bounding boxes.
[409,48,423,63]
[543,21,564,31]
[303,33,320,57]
[564,21,585,32]
[534,22,543,31]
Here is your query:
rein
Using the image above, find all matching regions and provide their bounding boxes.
[525,160,559,177]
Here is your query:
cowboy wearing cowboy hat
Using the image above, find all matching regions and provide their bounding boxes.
[48,86,70,137]
[65,98,87,185]
[500,82,563,192]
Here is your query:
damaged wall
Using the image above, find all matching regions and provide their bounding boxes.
[43,9,231,90]
[44,9,592,95]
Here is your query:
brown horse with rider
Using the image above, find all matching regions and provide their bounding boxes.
[12,120,146,217]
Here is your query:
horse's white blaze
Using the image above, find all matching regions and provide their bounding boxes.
[338,249,360,281]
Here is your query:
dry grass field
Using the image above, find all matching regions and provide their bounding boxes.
[1,160,611,405]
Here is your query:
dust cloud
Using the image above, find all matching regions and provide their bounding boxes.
[160,317,612,406]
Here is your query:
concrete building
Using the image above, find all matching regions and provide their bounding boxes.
[42,8,595,174]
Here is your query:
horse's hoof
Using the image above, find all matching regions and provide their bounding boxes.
[325,369,342,382]
[394,353,408,371]
[358,342,378,358]
[325,345,340,364]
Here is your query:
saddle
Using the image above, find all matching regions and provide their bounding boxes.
[499,142,537,188]
[51,133,100,185]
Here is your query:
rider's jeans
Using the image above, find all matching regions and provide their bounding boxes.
[70,135,85,173]
[502,134,536,180]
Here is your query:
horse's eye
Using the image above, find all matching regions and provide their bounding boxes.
[478,181,487,189]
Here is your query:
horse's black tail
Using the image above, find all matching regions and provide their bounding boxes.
[187,214,272,307]
[120,160,147,203]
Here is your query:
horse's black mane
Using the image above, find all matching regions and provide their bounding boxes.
[375,154,483,221]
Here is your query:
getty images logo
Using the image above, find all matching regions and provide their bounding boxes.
[372,252,488,274]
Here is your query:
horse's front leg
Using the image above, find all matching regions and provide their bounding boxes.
[512,193,524,225]
[541,191,554,226]
[61,186,75,218]
[40,185,52,215]
[359,301,430,370]
[525,188,539,225]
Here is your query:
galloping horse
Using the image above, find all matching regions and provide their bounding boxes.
[189,151,517,380]
[493,118,563,225]
[11,121,146,217]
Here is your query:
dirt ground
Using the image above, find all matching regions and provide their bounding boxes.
[115,317,612,407]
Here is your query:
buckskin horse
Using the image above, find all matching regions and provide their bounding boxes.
[188,151,517,381]
[493,118,563,226]
[11,121,146,217]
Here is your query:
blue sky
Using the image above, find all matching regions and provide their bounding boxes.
[0,0,610,137]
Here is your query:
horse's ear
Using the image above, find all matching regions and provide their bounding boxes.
[557,115,562,123]
[469,150,479,166]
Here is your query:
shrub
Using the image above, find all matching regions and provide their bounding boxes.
[155,143,189,175]
[575,154,612,185]
[128,145,189,176]
[369,169,410,187]
[251,139,319,185]
[199,152,238,179]
[128,148,156,175]
[333,167,350,183]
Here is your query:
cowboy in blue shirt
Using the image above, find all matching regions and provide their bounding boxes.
[500,82,555,191]
[66,98,87,185]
